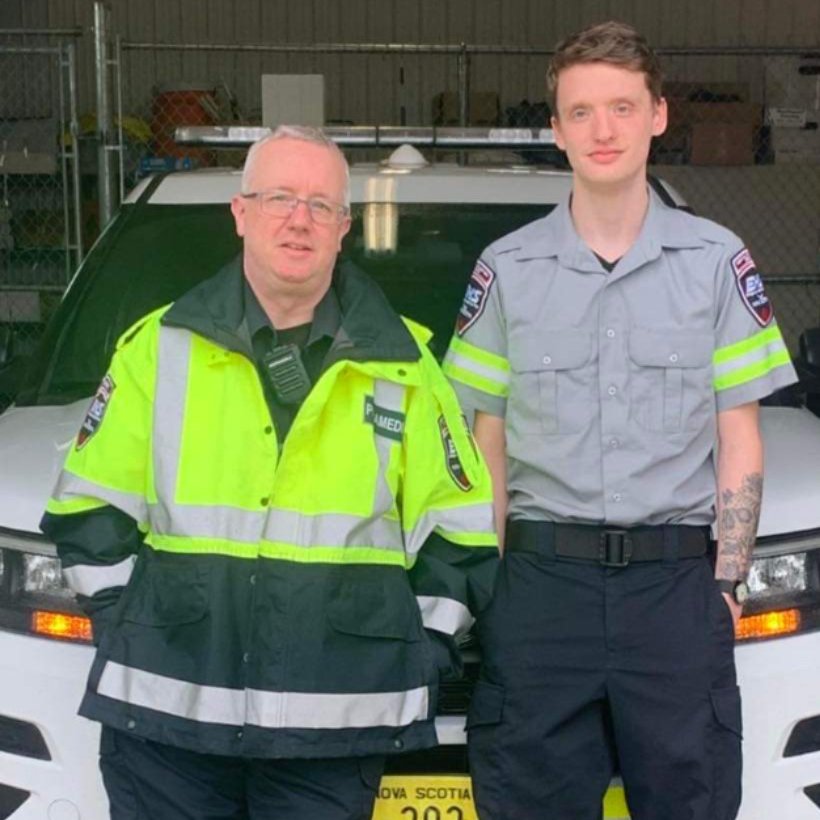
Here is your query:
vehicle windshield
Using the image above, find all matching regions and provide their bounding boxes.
[16,200,551,407]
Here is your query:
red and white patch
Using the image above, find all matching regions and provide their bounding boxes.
[76,374,116,450]
[456,260,496,336]
[731,248,772,327]
[438,416,472,492]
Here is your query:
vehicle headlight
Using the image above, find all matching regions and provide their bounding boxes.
[0,531,91,643]
[737,534,820,642]
[22,553,74,598]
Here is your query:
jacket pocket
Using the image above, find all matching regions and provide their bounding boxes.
[466,680,505,729]
[628,329,713,432]
[121,553,208,627]
[508,330,594,434]
[328,580,423,643]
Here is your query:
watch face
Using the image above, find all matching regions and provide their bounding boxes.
[735,582,750,605]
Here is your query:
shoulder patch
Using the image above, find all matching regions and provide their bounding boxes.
[438,415,472,492]
[730,248,772,327]
[456,260,496,337]
[76,374,116,450]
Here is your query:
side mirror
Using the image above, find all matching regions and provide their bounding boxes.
[0,326,14,368]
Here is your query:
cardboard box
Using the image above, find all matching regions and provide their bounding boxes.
[432,91,499,126]
[690,122,755,166]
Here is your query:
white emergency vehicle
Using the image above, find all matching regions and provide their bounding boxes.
[1,128,819,820]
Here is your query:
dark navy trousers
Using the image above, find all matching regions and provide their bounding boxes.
[99,726,385,820]
[467,544,742,820]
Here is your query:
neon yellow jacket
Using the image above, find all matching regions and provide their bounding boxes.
[44,260,498,758]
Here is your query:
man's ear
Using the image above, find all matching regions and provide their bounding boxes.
[230,195,247,238]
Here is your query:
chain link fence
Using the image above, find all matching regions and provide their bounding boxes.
[0,30,81,405]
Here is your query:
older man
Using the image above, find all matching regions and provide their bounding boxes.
[41,126,498,820]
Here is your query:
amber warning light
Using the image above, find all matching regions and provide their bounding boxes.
[735,609,801,641]
[32,610,93,642]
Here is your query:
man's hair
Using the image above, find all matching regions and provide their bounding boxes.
[546,21,663,113]
[241,125,351,207]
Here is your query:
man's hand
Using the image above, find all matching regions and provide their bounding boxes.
[721,592,743,630]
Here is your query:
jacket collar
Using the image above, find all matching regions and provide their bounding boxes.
[162,254,420,364]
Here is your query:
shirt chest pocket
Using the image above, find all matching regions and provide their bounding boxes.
[628,329,714,433]
[508,330,595,435]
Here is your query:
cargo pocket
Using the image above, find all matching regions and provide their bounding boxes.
[121,555,208,627]
[710,685,743,819]
[466,680,505,730]
[508,330,593,434]
[628,329,713,432]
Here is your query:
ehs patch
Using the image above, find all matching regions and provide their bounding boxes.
[731,248,772,327]
[456,260,495,337]
[364,396,405,442]
[76,374,116,450]
[438,416,472,492]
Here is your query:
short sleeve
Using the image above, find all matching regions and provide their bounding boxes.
[442,250,510,418]
[713,242,797,411]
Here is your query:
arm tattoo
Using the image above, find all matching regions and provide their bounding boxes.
[716,472,763,580]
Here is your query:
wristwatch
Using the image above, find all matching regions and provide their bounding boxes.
[717,579,749,605]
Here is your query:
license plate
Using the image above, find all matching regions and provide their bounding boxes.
[372,775,477,820]
[372,775,631,819]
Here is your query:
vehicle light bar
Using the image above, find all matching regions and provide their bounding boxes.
[32,610,93,642]
[175,125,558,149]
[735,609,801,641]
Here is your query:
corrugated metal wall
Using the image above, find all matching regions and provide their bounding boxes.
[4,0,820,124]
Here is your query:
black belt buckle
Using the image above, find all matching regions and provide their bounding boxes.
[599,529,633,567]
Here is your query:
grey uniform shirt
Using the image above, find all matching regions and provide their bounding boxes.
[444,189,797,527]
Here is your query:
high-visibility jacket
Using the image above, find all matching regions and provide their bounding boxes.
[44,260,498,759]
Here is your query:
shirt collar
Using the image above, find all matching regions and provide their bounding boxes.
[243,279,342,347]
[514,186,705,275]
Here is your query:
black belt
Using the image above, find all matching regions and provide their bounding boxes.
[505,520,709,567]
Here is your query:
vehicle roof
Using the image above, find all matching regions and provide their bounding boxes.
[126,162,578,206]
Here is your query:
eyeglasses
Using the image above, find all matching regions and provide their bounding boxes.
[241,190,349,225]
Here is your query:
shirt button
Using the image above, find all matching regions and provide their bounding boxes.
[260,497,269,507]
[126,719,136,730]
[542,355,552,365]
[606,328,615,338]
[607,385,617,396]
[612,493,622,502]
[249,574,257,586]
[264,425,273,435]
[393,739,404,750]
[669,353,679,363]
[243,652,251,663]
[609,438,619,448]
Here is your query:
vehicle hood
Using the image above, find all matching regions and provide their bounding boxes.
[0,400,87,535]
[0,402,815,540]
[758,406,820,538]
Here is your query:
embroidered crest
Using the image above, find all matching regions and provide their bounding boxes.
[364,396,405,442]
[456,260,496,336]
[731,248,772,327]
[438,416,472,492]
[76,374,116,450]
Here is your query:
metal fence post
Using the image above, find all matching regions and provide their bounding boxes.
[94,1,116,229]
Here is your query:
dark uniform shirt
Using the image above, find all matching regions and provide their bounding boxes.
[243,279,341,445]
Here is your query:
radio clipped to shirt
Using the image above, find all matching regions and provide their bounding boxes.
[262,344,311,406]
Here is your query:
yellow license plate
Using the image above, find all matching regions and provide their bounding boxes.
[372,775,477,820]
[372,775,631,820]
